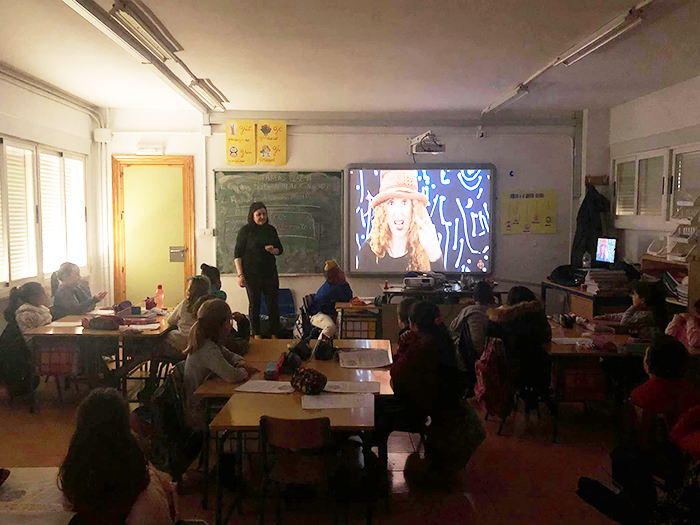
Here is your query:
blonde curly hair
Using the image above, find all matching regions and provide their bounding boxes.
[368,200,431,271]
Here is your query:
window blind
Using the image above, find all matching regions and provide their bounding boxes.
[615,160,636,216]
[64,157,87,267]
[0,174,7,283]
[39,152,66,273]
[638,156,664,216]
[6,146,37,280]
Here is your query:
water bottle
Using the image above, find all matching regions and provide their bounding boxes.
[582,251,592,268]
[155,285,165,309]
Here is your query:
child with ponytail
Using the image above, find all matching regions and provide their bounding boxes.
[183,299,257,427]
[51,262,107,320]
[4,282,52,334]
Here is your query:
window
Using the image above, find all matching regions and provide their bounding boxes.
[672,147,700,216]
[2,144,38,281]
[613,149,670,229]
[0,138,88,289]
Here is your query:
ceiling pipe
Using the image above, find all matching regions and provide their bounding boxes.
[61,0,209,114]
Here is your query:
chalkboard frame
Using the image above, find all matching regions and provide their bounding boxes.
[214,169,344,276]
[343,163,497,277]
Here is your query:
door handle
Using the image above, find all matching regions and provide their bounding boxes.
[169,246,186,262]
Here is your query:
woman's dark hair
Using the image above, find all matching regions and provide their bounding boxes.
[507,286,537,306]
[247,201,267,225]
[633,280,668,330]
[201,263,222,288]
[186,275,211,313]
[4,282,45,323]
[58,388,148,522]
[646,334,688,379]
[51,262,79,296]
[473,281,494,304]
[397,297,418,325]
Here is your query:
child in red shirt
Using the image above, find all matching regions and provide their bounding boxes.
[631,334,700,427]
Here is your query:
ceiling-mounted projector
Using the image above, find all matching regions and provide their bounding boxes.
[409,130,445,155]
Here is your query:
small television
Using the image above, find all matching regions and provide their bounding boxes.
[595,238,617,264]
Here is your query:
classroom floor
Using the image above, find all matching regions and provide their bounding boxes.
[0,379,616,525]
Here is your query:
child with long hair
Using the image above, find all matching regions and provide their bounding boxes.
[358,170,442,272]
[183,299,257,427]
[200,263,226,300]
[165,275,212,354]
[190,294,251,356]
[594,280,668,334]
[4,282,52,334]
[59,388,178,524]
[665,298,700,352]
[51,262,107,320]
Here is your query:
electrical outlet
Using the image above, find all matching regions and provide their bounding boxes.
[476,127,486,139]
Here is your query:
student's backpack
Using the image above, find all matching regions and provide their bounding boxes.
[474,337,516,419]
[130,362,202,480]
[454,320,479,395]
[293,294,316,340]
[0,320,35,398]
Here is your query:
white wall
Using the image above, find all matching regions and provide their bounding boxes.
[609,74,700,263]
[205,125,575,314]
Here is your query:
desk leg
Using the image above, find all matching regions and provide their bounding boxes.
[236,432,244,515]
[216,431,225,525]
[202,399,211,510]
[541,283,547,309]
[549,359,559,443]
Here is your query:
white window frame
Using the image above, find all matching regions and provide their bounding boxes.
[0,136,89,297]
[612,148,672,231]
[670,141,700,215]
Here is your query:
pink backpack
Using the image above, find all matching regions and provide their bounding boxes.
[475,337,515,418]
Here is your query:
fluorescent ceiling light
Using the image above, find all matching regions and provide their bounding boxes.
[555,7,645,67]
[110,0,183,63]
[481,84,529,116]
[190,78,229,111]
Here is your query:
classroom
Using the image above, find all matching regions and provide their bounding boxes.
[2,0,700,524]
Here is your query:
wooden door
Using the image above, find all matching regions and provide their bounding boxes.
[112,156,194,307]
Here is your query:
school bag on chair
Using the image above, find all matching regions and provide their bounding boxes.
[474,337,516,424]
[455,320,479,397]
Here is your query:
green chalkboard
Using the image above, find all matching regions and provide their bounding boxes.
[215,171,342,274]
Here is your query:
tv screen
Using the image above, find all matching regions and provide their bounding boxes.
[346,164,494,274]
[596,238,616,264]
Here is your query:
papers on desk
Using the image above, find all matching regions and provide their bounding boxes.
[338,349,391,369]
[551,338,594,345]
[302,393,374,409]
[50,321,83,327]
[118,323,161,333]
[235,380,294,394]
[324,381,380,394]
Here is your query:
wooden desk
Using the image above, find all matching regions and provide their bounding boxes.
[25,315,170,337]
[541,279,631,319]
[335,302,381,339]
[547,321,632,357]
[197,337,391,515]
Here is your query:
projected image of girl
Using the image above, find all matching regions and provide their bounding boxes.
[359,170,442,271]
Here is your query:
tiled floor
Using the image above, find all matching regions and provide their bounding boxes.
[0,379,616,524]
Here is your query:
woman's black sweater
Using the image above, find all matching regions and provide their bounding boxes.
[233,223,284,281]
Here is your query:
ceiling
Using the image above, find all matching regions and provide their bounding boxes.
[0,0,699,116]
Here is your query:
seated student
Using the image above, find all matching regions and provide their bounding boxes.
[375,302,461,465]
[59,388,178,524]
[631,334,700,428]
[449,280,494,357]
[191,294,251,356]
[309,260,353,342]
[200,263,226,300]
[183,299,257,428]
[5,282,52,334]
[51,262,107,320]
[487,286,552,408]
[166,275,211,354]
[396,297,418,340]
[665,299,700,352]
[594,280,668,335]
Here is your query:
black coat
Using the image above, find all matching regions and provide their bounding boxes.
[571,185,610,267]
[0,319,34,396]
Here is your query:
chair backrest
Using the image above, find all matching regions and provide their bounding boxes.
[260,416,330,450]
[260,288,296,317]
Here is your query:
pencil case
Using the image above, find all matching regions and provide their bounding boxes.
[264,361,279,380]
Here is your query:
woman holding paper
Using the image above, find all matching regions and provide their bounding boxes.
[234,202,284,338]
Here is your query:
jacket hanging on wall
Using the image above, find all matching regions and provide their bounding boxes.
[571,184,610,268]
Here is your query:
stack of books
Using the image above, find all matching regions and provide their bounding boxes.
[584,270,629,296]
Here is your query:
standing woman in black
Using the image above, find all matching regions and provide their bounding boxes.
[234,202,284,338]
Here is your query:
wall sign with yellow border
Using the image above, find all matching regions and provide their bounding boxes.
[225,120,256,166]
[500,190,557,234]
[257,120,286,166]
